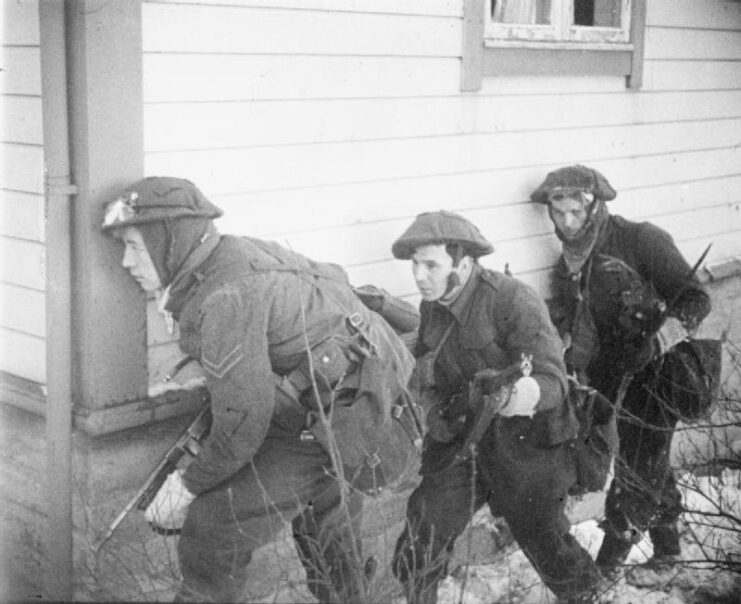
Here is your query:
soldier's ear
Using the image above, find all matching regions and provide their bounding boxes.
[591,169,617,202]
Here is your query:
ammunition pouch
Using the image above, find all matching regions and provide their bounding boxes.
[277,313,422,496]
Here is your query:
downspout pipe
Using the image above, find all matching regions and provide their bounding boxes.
[39,0,76,599]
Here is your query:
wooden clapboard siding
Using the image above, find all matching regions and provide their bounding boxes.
[208,151,740,239]
[0,328,45,385]
[645,28,741,61]
[143,3,461,57]
[0,191,45,242]
[1,238,46,291]
[1,47,42,96]
[644,61,741,91]
[1,0,46,385]
[1,284,45,338]
[148,0,461,16]
[2,144,44,194]
[643,0,741,91]
[145,118,741,195]
[143,54,461,101]
[4,96,44,145]
[647,0,741,30]
[145,89,741,151]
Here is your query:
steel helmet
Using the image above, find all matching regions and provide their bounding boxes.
[102,176,223,231]
[391,210,494,260]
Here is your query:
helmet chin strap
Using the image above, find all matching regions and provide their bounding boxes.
[440,260,472,304]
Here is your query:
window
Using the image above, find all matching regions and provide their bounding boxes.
[487,0,631,45]
[462,0,646,91]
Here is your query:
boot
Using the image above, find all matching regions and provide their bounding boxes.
[595,531,633,580]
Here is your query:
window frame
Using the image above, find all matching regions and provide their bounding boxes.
[486,0,632,45]
[461,0,646,91]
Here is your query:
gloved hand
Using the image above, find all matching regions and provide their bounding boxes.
[498,376,541,418]
[352,284,386,313]
[654,316,687,355]
[144,469,196,532]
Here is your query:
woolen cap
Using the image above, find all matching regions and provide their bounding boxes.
[102,177,223,230]
[391,210,494,260]
[530,165,617,205]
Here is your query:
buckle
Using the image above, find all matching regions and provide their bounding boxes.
[347,312,364,331]
[391,404,404,419]
[300,430,316,442]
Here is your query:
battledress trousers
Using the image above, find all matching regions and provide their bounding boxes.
[164,235,417,602]
[392,264,602,603]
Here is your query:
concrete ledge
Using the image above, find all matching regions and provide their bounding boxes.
[701,256,741,284]
[0,370,208,436]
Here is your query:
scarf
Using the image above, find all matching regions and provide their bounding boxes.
[552,198,610,275]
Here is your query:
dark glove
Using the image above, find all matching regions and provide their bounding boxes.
[353,284,386,312]
[615,336,657,374]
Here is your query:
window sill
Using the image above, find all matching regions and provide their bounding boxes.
[484,39,634,52]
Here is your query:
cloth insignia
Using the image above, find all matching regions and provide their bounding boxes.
[202,343,244,380]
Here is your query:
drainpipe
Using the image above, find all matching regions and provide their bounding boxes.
[39,0,76,599]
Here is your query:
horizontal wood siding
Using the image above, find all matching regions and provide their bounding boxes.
[143,0,741,378]
[1,0,46,384]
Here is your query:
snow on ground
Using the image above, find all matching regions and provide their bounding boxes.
[430,470,741,604]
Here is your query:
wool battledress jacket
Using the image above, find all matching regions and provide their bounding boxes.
[417,263,577,448]
[550,214,712,377]
[164,235,417,495]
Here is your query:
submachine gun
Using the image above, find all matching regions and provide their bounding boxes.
[93,403,212,552]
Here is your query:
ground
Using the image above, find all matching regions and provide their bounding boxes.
[250,470,741,604]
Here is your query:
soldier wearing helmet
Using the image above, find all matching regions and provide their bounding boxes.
[532,165,712,584]
[390,211,602,603]
[102,176,422,603]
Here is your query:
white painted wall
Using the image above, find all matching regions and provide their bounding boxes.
[1,0,46,384]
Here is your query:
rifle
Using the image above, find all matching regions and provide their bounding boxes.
[93,404,212,553]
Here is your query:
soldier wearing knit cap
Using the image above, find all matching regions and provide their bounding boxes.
[103,177,422,603]
[532,165,712,583]
[390,210,603,603]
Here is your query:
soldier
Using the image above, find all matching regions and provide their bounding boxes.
[531,165,712,582]
[101,176,422,603]
[390,211,603,603]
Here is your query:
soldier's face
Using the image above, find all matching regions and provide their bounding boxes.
[549,197,589,240]
[411,244,455,301]
[119,226,163,292]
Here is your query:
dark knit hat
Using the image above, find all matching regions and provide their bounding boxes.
[530,165,617,205]
[102,177,223,231]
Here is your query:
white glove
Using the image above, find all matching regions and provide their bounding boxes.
[499,376,541,418]
[655,316,687,355]
[144,469,196,531]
